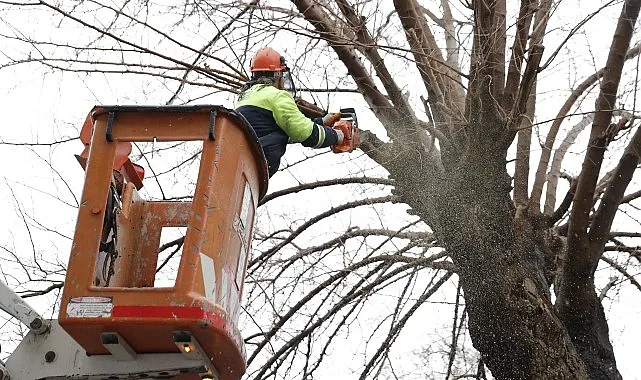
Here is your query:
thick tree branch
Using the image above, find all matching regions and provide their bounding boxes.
[508,0,552,134]
[588,125,641,254]
[558,2,640,377]
[567,9,639,268]
[335,0,413,117]
[549,178,578,226]
[470,0,507,103]
[544,115,594,215]
[513,84,536,205]
[393,0,465,142]
[440,0,462,71]
[531,41,641,207]
[357,130,393,167]
[503,0,536,110]
[292,0,398,127]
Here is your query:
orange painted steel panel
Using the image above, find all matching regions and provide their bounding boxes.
[58,105,268,380]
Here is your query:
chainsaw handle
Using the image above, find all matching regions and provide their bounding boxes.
[323,112,342,126]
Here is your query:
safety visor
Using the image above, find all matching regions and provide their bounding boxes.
[280,56,297,97]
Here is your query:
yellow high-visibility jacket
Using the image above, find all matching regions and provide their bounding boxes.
[236,84,337,177]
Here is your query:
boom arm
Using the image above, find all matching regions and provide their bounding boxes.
[0,280,49,335]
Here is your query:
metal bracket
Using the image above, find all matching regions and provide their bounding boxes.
[106,111,115,142]
[101,332,137,361]
[173,331,219,378]
[208,110,217,141]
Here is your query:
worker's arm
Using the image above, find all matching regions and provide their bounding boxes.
[272,90,340,148]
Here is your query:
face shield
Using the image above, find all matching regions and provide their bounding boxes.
[280,56,297,97]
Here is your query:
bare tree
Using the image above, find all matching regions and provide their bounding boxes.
[284,0,640,378]
[2,1,641,379]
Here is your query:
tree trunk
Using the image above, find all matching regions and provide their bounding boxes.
[427,148,588,379]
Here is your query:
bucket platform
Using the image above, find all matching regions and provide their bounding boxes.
[58,105,268,380]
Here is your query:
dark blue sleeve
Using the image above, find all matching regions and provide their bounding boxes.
[301,124,339,148]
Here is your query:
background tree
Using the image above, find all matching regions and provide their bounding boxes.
[1,1,640,379]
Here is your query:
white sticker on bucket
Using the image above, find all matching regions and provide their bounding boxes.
[240,181,252,230]
[66,296,113,318]
[200,253,216,301]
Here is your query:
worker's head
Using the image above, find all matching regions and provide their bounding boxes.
[249,47,296,95]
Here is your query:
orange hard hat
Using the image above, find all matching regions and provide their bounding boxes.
[250,47,287,72]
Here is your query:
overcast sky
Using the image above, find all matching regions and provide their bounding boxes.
[0,1,640,378]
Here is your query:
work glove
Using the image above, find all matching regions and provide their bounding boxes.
[322,112,342,126]
[334,129,345,144]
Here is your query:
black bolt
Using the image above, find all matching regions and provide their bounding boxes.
[44,351,56,363]
[30,318,43,330]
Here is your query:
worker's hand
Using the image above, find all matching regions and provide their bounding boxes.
[322,112,342,126]
[334,129,345,144]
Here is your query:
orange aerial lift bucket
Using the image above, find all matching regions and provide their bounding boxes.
[58,105,268,380]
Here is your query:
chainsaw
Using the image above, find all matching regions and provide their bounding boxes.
[331,108,359,153]
[295,98,359,153]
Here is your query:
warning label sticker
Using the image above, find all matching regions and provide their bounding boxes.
[66,296,113,318]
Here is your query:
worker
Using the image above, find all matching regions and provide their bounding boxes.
[236,47,343,178]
